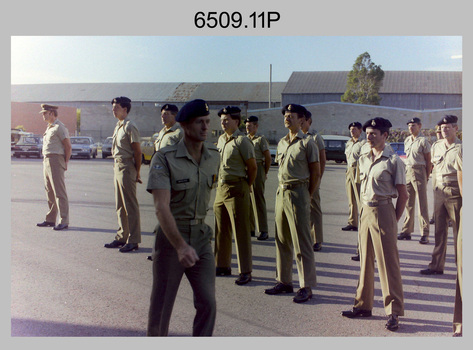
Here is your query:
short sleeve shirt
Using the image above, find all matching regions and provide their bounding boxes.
[345,137,367,167]
[217,129,255,181]
[431,138,462,184]
[277,130,319,185]
[154,123,183,151]
[112,118,141,159]
[147,140,220,220]
[307,129,325,151]
[404,135,431,167]
[358,145,406,203]
[248,133,270,163]
[42,119,70,156]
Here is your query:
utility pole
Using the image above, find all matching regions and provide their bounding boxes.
[269,64,272,109]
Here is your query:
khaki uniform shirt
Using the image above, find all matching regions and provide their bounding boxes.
[248,133,270,163]
[147,140,220,220]
[42,119,69,156]
[345,137,367,167]
[276,130,319,185]
[358,145,406,204]
[217,130,255,181]
[307,129,325,152]
[154,123,183,151]
[431,138,462,185]
[112,118,141,160]
[404,135,431,168]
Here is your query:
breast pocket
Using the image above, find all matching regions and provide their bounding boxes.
[170,180,192,203]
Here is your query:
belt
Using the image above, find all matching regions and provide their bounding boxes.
[219,178,245,185]
[114,157,133,163]
[175,218,204,226]
[363,198,392,207]
[279,182,308,190]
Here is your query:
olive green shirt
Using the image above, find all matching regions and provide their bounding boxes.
[431,138,462,185]
[248,133,270,163]
[357,145,406,203]
[345,137,367,167]
[147,139,220,220]
[154,123,183,151]
[217,129,255,181]
[42,119,69,156]
[276,130,319,185]
[112,118,141,160]
[307,129,325,152]
[404,135,431,168]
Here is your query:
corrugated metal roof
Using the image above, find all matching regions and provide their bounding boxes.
[283,71,462,94]
[190,82,286,102]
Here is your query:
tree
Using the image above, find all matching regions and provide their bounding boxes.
[341,52,385,105]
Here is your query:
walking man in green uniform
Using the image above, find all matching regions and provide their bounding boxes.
[245,116,271,241]
[398,117,431,244]
[214,106,257,285]
[265,104,320,303]
[300,110,325,251]
[104,96,142,253]
[453,146,462,337]
[147,99,219,336]
[341,117,408,332]
[36,104,71,231]
[421,115,462,275]
[154,104,183,151]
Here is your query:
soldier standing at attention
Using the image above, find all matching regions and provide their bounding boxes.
[398,117,432,244]
[104,97,142,253]
[429,124,444,225]
[214,106,257,285]
[245,116,271,241]
[265,104,320,303]
[341,117,408,332]
[300,110,326,251]
[420,115,462,275]
[147,99,219,337]
[154,104,183,151]
[36,104,71,231]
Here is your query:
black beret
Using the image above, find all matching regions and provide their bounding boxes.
[407,117,421,125]
[438,115,458,125]
[175,99,210,122]
[111,96,131,105]
[305,110,312,119]
[161,104,178,113]
[218,106,241,116]
[245,116,259,123]
[281,104,307,115]
[348,122,362,129]
[362,117,392,132]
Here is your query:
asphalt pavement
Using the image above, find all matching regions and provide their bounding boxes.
[9,153,466,344]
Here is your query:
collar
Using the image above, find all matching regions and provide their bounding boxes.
[175,139,210,160]
[285,129,305,142]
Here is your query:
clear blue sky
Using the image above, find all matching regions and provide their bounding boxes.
[11,36,462,85]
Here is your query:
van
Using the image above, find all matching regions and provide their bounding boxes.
[322,135,350,163]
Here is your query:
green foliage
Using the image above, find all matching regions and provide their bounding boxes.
[341,52,385,105]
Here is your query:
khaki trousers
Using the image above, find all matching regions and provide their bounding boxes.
[345,166,360,227]
[148,223,216,336]
[43,154,69,225]
[249,162,269,233]
[214,180,252,274]
[114,159,141,244]
[309,187,323,244]
[429,185,462,271]
[401,166,429,236]
[453,207,462,334]
[275,185,317,288]
[355,203,404,316]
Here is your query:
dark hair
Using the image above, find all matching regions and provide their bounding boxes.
[111,96,132,114]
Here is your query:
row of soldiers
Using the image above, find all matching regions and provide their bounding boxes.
[35,99,462,337]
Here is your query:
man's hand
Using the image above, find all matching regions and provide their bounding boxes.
[136,173,142,184]
[177,244,200,268]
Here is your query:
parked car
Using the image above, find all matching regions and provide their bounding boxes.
[12,135,43,158]
[389,142,406,161]
[269,146,278,165]
[70,136,98,159]
[101,137,113,158]
[323,135,350,163]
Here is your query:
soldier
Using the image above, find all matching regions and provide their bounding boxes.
[264,104,320,303]
[343,122,366,261]
[341,117,408,332]
[300,110,326,251]
[36,104,71,231]
[214,106,257,285]
[453,146,462,337]
[245,116,271,241]
[398,117,432,244]
[104,96,142,253]
[147,99,219,336]
[421,115,462,275]
[429,124,443,225]
[154,104,183,151]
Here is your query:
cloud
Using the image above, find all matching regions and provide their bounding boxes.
[451,55,462,59]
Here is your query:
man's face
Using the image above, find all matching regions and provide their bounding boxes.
[350,126,362,139]
[300,118,310,133]
[284,112,301,131]
[161,110,176,127]
[365,127,387,149]
[245,122,257,135]
[441,123,458,140]
[220,115,239,133]
[408,122,421,136]
[41,111,54,123]
[112,102,127,120]
[182,115,210,142]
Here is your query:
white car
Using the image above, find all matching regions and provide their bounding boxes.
[70,136,98,159]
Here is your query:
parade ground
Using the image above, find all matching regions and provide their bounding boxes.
[9,154,465,344]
